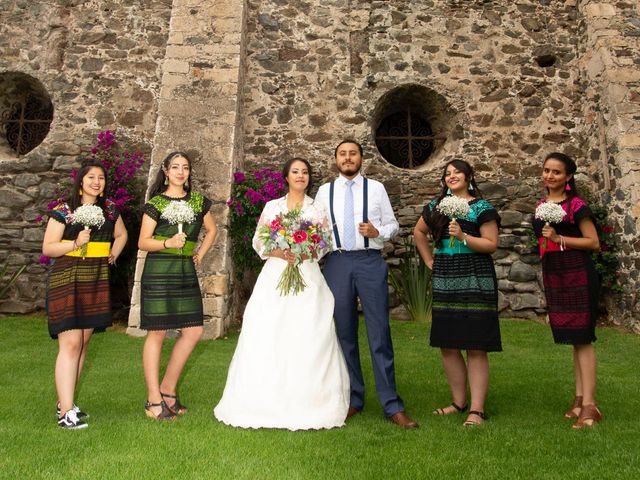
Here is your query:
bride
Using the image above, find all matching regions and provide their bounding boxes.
[213,158,350,430]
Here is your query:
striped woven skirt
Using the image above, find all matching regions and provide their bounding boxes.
[46,256,111,339]
[140,253,203,330]
[430,253,502,352]
[542,250,598,345]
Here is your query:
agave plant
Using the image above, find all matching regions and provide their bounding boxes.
[0,263,26,300]
[388,240,433,322]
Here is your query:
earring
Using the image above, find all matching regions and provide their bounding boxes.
[446,188,452,195]
[185,180,189,189]
[164,177,168,186]
[468,183,474,192]
[99,192,104,197]
[565,183,571,191]
[79,188,83,196]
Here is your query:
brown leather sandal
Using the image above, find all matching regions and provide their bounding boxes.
[432,402,468,415]
[564,395,583,419]
[144,400,176,421]
[572,404,602,429]
[463,410,486,427]
[161,392,187,415]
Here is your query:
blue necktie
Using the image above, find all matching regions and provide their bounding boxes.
[343,180,356,250]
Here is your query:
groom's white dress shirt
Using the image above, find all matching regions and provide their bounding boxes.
[315,173,399,251]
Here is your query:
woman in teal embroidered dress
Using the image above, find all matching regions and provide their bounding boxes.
[138,151,217,420]
[414,160,501,427]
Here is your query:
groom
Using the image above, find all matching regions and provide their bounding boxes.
[316,140,418,429]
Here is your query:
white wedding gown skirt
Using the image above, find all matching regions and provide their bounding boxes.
[214,257,350,430]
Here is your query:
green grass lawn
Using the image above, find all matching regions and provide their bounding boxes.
[1,316,639,480]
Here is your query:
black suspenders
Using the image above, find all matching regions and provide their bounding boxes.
[329,177,369,250]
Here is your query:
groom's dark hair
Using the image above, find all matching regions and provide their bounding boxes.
[334,139,363,158]
[282,157,314,192]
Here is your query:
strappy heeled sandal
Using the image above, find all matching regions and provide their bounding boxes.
[463,410,486,427]
[161,392,187,415]
[432,401,468,415]
[572,404,602,429]
[564,396,583,419]
[144,400,176,421]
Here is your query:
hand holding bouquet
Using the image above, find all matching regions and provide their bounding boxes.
[257,207,332,295]
[161,201,196,254]
[436,196,470,248]
[535,202,566,250]
[69,204,105,258]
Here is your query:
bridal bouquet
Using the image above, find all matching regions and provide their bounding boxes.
[257,207,331,296]
[69,204,105,257]
[161,200,196,234]
[535,202,566,250]
[436,196,470,247]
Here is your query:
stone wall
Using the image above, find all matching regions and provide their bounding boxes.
[578,0,640,332]
[238,0,588,321]
[0,0,171,313]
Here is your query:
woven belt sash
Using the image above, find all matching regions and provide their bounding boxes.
[154,236,196,256]
[63,240,111,258]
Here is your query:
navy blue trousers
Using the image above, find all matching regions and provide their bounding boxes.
[323,250,404,416]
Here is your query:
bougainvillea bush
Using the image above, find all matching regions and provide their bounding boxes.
[227,168,287,280]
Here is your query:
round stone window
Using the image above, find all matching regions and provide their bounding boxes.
[372,84,457,169]
[0,72,54,157]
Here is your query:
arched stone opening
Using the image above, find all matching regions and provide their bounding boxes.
[0,72,54,158]
[372,84,458,169]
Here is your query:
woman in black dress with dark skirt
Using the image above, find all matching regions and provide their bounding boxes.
[414,160,501,426]
[43,159,128,429]
[533,152,601,429]
[138,151,217,420]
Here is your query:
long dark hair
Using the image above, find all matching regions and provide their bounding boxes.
[69,159,108,211]
[428,159,482,246]
[148,151,192,198]
[282,157,314,193]
[544,152,578,198]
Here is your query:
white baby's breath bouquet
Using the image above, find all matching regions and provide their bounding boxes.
[69,204,105,257]
[436,196,470,247]
[535,202,566,250]
[161,200,196,234]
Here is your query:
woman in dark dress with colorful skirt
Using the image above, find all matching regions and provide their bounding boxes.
[43,159,128,429]
[138,151,217,420]
[414,160,501,426]
[533,152,601,429]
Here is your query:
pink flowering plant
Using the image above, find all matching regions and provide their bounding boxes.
[227,168,287,278]
[256,207,332,295]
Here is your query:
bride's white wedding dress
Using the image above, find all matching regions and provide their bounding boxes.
[213,195,350,430]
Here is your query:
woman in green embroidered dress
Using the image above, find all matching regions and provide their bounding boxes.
[138,151,217,420]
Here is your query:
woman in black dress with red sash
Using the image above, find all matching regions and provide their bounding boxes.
[532,152,601,429]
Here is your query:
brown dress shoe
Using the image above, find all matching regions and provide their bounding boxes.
[346,406,360,419]
[388,411,418,429]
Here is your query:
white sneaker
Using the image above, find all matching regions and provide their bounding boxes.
[56,402,88,419]
[58,409,88,429]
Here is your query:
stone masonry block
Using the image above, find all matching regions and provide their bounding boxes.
[202,317,224,339]
[584,3,616,18]
[203,296,227,317]
[202,275,229,295]
[164,59,190,73]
